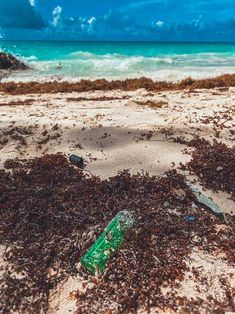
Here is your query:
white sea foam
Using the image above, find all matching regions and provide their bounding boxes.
[3,50,235,83]
[23,55,38,61]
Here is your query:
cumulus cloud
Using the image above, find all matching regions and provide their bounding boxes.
[1,0,235,41]
[88,17,96,25]
[47,6,97,38]
[29,0,35,6]
[43,9,235,41]
[87,17,96,32]
[51,6,63,28]
[0,0,45,29]
[156,20,164,28]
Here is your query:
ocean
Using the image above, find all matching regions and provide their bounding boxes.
[1,41,235,82]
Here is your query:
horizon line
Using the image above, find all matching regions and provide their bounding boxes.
[2,39,235,44]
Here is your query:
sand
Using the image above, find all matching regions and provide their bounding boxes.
[0,86,234,313]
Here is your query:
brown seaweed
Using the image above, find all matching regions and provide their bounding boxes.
[0,155,234,313]
[1,74,235,95]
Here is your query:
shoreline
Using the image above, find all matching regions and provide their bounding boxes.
[0,73,235,95]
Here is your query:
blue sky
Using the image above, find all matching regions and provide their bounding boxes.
[0,0,235,41]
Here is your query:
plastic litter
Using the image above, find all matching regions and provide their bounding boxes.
[81,210,134,274]
[187,182,223,215]
[184,215,197,222]
[186,181,229,223]
[69,154,84,168]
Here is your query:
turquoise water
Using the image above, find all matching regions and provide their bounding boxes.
[1,41,235,81]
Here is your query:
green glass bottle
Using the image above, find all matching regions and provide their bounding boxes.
[81,210,134,274]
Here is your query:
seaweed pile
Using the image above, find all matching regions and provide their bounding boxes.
[184,139,235,200]
[67,96,130,102]
[0,99,34,107]
[1,74,235,95]
[0,155,234,313]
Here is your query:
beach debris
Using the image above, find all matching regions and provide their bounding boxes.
[186,181,223,215]
[187,181,229,224]
[0,52,29,70]
[69,154,84,168]
[81,211,134,274]
[184,214,197,222]
[0,156,234,313]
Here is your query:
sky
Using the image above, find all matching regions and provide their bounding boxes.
[0,0,235,41]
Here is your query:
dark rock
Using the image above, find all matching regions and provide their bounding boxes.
[69,154,84,168]
[0,52,29,70]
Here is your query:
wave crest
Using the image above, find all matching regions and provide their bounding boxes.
[5,49,235,82]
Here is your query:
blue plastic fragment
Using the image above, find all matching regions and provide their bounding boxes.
[186,181,222,215]
[184,215,197,222]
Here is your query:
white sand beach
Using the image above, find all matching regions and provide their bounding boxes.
[0,86,234,313]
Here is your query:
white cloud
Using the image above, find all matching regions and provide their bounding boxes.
[87,16,96,32]
[51,6,63,28]
[156,20,164,28]
[88,17,96,25]
[29,0,35,6]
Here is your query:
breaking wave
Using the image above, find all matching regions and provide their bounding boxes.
[3,47,235,82]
